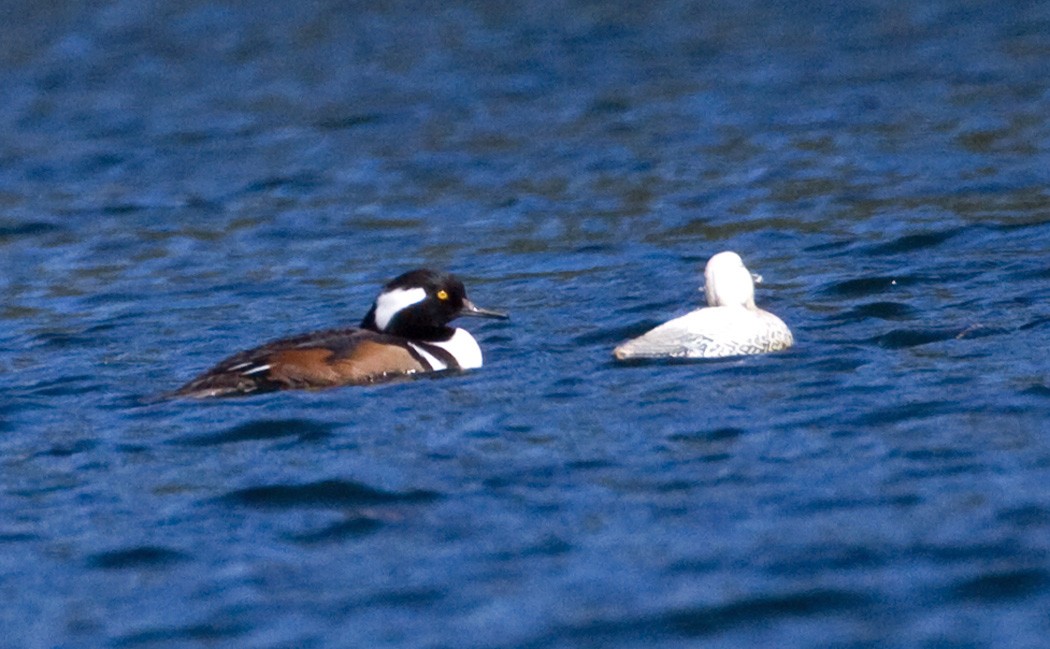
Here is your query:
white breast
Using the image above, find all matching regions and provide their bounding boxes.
[409,328,484,370]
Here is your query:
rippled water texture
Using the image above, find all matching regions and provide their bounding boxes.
[2,1,1050,647]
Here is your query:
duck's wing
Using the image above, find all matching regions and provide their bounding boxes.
[613,311,722,359]
[172,327,430,398]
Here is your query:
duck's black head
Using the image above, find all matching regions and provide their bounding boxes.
[360,269,507,340]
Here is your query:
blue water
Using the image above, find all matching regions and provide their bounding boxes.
[3,1,1050,647]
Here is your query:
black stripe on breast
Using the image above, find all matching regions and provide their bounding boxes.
[409,341,461,371]
[398,341,436,370]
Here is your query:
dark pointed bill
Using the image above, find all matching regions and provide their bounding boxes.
[460,299,509,319]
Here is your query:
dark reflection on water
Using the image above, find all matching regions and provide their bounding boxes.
[2,0,1050,647]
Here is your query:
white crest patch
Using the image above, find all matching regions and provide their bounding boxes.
[373,287,428,331]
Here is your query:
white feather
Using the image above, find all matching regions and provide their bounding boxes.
[373,287,427,331]
[428,329,484,369]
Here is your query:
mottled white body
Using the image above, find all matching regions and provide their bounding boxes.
[614,251,793,360]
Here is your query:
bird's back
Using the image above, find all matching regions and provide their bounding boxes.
[614,306,793,359]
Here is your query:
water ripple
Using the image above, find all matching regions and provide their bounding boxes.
[219,480,440,509]
[86,546,190,570]
[171,418,335,446]
[949,568,1050,602]
[543,588,873,644]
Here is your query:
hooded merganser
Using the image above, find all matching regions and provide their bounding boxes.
[613,251,793,359]
[173,269,508,398]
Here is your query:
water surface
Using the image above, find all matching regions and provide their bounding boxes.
[2,1,1050,647]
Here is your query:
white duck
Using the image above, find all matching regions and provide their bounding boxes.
[614,251,793,359]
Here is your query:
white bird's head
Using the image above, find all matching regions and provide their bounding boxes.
[703,251,756,308]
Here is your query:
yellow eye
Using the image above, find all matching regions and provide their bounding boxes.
[436,290,449,301]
